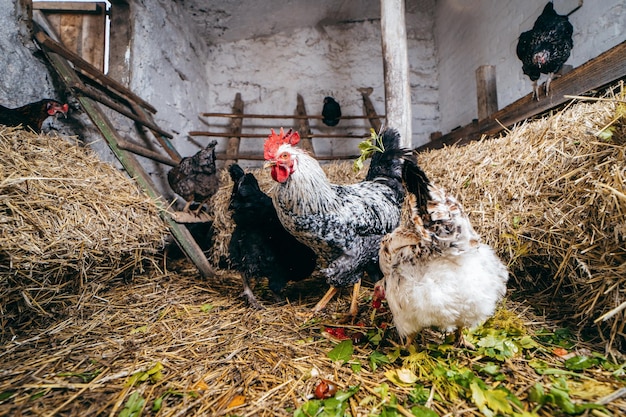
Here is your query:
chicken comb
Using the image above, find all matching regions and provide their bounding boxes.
[264,128,300,160]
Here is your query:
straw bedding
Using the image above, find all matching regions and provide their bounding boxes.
[0,127,168,331]
[0,91,625,416]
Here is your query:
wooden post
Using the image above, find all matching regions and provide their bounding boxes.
[476,65,498,120]
[380,0,412,148]
[358,87,382,132]
[225,93,244,165]
[295,94,315,155]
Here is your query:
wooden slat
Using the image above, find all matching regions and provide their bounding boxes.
[34,30,158,113]
[419,40,626,151]
[295,94,315,155]
[189,131,370,139]
[225,93,244,165]
[215,153,359,161]
[359,87,383,132]
[34,2,99,12]
[476,65,498,120]
[201,112,384,120]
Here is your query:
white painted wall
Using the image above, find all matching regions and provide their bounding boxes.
[434,0,626,134]
[203,0,439,167]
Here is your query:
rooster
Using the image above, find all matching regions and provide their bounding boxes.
[0,99,69,133]
[321,96,341,127]
[263,127,409,318]
[373,159,509,347]
[167,140,219,215]
[227,163,317,309]
[516,1,574,99]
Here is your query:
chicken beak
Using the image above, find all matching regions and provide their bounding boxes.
[263,161,276,169]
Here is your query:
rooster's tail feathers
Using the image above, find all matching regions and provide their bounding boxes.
[402,157,431,213]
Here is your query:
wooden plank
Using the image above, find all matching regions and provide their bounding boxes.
[59,13,81,55]
[225,93,244,165]
[35,34,216,279]
[358,87,382,132]
[476,65,498,120]
[380,0,412,147]
[34,30,158,113]
[201,112,384,120]
[80,6,106,71]
[295,94,315,155]
[34,2,99,12]
[214,153,359,161]
[189,131,370,139]
[420,40,626,151]
[70,83,173,138]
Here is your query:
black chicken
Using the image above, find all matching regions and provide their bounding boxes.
[0,99,69,133]
[167,140,219,215]
[516,2,574,99]
[321,96,341,126]
[227,163,317,309]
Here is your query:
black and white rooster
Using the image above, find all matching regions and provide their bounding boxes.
[263,127,411,318]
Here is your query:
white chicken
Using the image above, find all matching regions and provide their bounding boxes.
[373,159,509,347]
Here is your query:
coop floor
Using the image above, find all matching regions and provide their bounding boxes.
[0,261,624,416]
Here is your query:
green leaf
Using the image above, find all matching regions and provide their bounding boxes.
[200,303,214,313]
[564,355,599,371]
[528,383,546,405]
[350,361,362,374]
[130,325,148,334]
[152,396,163,412]
[119,391,145,417]
[0,391,15,402]
[410,405,438,417]
[327,340,353,363]
[369,350,391,372]
[334,385,359,402]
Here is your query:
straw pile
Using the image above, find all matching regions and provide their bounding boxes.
[210,91,626,350]
[0,127,168,331]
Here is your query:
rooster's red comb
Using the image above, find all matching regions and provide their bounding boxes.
[264,128,300,160]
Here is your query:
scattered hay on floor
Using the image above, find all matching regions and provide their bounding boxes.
[0,127,168,333]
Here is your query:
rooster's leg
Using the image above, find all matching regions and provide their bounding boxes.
[313,286,338,312]
[347,280,361,318]
[532,80,539,101]
[182,200,192,213]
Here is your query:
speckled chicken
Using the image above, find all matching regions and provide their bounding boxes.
[167,140,219,215]
[516,1,574,99]
[227,163,317,309]
[264,127,411,318]
[373,159,509,347]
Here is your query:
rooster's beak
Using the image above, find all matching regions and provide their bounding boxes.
[263,161,275,169]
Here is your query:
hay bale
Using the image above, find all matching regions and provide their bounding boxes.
[209,94,625,349]
[0,127,168,328]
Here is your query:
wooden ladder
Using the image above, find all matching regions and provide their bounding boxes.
[32,18,215,278]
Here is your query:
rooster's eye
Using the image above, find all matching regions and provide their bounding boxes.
[279,152,289,161]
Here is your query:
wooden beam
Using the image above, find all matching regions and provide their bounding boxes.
[34,2,100,12]
[225,93,244,165]
[34,30,157,113]
[359,87,383,132]
[380,0,412,147]
[200,112,384,120]
[420,40,626,152]
[476,65,498,120]
[215,153,359,161]
[189,131,370,139]
[295,94,315,155]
